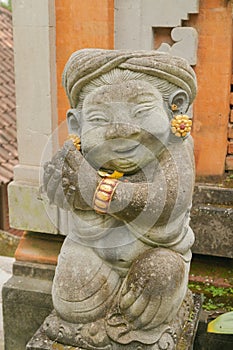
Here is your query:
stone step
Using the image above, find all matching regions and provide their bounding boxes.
[191,184,233,259]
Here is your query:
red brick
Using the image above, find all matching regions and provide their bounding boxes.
[230,110,233,123]
[230,93,233,106]
[226,155,233,170]
[15,232,64,265]
[228,141,233,154]
[228,125,233,138]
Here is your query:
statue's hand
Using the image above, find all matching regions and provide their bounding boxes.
[43,141,70,209]
[119,277,159,329]
[43,140,98,210]
[116,249,169,330]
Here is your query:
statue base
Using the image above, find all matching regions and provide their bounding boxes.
[26,294,202,350]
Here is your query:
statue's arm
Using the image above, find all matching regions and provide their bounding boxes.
[109,140,195,223]
[44,140,194,224]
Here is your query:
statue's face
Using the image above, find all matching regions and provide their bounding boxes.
[79,80,171,174]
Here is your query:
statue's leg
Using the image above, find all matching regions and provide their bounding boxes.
[52,236,121,324]
[106,247,190,344]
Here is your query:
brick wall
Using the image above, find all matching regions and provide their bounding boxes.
[186,0,232,177]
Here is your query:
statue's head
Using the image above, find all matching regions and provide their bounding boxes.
[62,49,197,174]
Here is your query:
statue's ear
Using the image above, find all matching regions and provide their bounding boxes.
[168,90,190,114]
[66,109,81,136]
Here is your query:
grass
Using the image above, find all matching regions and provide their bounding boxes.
[189,282,233,312]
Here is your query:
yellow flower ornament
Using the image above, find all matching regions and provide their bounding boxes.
[171,115,192,138]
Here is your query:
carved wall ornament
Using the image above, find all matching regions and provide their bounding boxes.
[114,0,199,65]
[157,27,198,66]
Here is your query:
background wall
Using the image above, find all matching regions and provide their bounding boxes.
[56,0,114,126]
[9,0,233,234]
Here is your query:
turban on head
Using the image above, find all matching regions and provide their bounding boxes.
[62,49,197,108]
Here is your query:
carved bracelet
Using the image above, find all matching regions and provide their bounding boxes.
[93,177,119,214]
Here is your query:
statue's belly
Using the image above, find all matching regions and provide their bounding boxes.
[93,226,150,269]
[68,211,149,268]
[68,210,193,269]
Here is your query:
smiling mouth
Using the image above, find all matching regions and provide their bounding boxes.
[113,142,140,155]
[112,159,140,174]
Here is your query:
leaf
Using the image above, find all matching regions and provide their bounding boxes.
[207,311,233,334]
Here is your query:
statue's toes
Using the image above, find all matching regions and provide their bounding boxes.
[120,289,149,320]
[131,297,161,329]
[80,319,111,348]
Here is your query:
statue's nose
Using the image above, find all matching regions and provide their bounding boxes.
[105,123,141,140]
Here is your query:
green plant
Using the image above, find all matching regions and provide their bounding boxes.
[202,297,233,312]
[188,283,202,291]
[203,299,221,311]
[205,286,227,297]
[0,0,12,11]
[188,282,233,312]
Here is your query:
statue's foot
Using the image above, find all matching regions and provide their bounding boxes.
[42,310,178,349]
[106,289,193,348]
[105,248,188,344]
[106,303,175,346]
[43,310,111,349]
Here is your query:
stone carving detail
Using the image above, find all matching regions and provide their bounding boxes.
[42,49,197,349]
[114,0,199,64]
[157,27,198,65]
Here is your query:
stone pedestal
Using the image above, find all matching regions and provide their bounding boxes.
[26,294,202,350]
[2,261,54,350]
[2,232,64,350]
[191,184,233,258]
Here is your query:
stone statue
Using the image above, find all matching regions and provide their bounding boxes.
[42,49,197,349]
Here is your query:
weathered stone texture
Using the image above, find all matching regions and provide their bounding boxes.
[26,294,202,350]
[2,261,55,350]
[191,185,233,258]
[39,49,198,349]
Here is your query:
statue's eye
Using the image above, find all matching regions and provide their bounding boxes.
[134,104,155,118]
[87,115,109,123]
[135,110,144,118]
